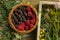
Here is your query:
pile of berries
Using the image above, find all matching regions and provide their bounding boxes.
[12,6,36,31]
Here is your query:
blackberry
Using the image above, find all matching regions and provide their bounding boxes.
[17,10,26,22]
[17,10,23,16]
[12,14,19,25]
[23,10,28,17]
[14,12,18,16]
[18,14,22,21]
[19,6,26,10]
[14,12,22,22]
[12,20,18,27]
[27,16,31,20]
[22,16,26,22]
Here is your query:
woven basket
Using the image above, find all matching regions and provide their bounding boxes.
[8,3,38,34]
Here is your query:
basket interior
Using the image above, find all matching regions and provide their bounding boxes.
[11,5,37,31]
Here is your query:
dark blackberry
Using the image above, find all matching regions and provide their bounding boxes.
[17,10,26,22]
[22,16,26,22]
[14,12,18,16]
[19,6,26,10]
[12,14,19,25]
[27,16,31,20]
[23,10,28,17]
[18,14,22,21]
[14,12,22,22]
[12,20,18,27]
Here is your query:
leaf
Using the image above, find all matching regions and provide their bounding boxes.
[14,0,22,5]
[0,5,7,19]
[0,14,3,22]
[4,1,15,10]
[49,9,56,16]
[3,36,10,40]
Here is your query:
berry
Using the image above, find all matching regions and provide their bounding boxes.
[28,11,32,16]
[23,11,27,16]
[27,17,31,20]
[21,22,25,27]
[31,15,35,19]
[29,24,34,29]
[31,19,36,24]
[12,14,19,25]
[22,16,26,22]
[17,23,25,31]
[25,26,29,30]
[25,7,31,11]
[17,24,24,31]
[14,13,18,16]
[26,20,30,23]
[25,20,30,25]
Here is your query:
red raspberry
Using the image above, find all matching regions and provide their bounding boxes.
[28,11,32,16]
[25,26,29,30]
[21,23,25,27]
[25,20,30,25]
[17,24,24,31]
[31,15,36,19]
[17,22,25,31]
[31,19,36,24]
[25,7,31,11]
[29,24,34,29]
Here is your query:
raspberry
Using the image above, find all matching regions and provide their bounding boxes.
[17,24,24,31]
[25,7,31,11]
[28,11,32,16]
[31,15,35,19]
[29,24,34,29]
[25,26,29,30]
[17,22,25,31]
[25,20,30,25]
[21,22,25,27]
[31,19,36,24]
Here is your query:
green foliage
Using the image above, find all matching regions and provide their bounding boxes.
[4,1,15,10]
[41,5,60,40]
[0,0,23,40]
